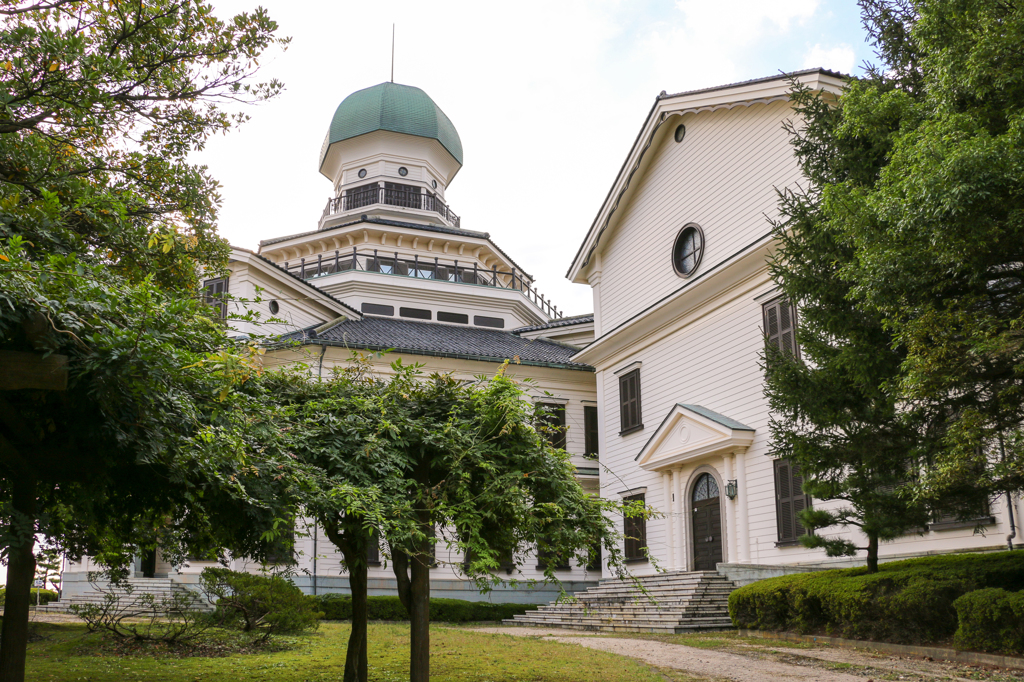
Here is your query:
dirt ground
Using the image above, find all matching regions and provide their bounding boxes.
[469,626,1024,682]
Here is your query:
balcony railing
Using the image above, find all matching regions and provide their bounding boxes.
[282,248,564,320]
[320,187,461,228]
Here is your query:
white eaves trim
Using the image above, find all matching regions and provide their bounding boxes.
[229,247,361,320]
[634,404,755,472]
[571,235,773,368]
[565,69,846,284]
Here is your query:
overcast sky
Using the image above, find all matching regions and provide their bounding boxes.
[203,0,873,316]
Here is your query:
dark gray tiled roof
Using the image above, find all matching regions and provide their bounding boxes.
[279,317,593,371]
[513,314,594,334]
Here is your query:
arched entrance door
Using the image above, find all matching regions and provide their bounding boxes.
[692,473,723,571]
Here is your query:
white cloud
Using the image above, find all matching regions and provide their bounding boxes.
[803,43,856,74]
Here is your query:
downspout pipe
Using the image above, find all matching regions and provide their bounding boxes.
[1000,432,1016,550]
[312,523,318,596]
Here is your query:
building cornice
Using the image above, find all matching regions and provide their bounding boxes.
[229,247,362,319]
[571,235,774,368]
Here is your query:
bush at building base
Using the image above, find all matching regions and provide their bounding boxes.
[953,588,1024,655]
[728,551,1024,644]
[201,568,322,637]
[312,594,538,622]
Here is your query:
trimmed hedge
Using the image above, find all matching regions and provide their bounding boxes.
[953,588,1024,655]
[0,588,59,606]
[728,551,1024,644]
[310,595,538,622]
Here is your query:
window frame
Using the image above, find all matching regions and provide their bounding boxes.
[583,405,599,459]
[622,493,647,562]
[773,458,812,546]
[203,277,229,321]
[536,402,567,450]
[672,223,705,278]
[618,369,643,436]
[762,296,800,360]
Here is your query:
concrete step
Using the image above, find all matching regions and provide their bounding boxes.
[505,570,737,633]
[45,579,213,614]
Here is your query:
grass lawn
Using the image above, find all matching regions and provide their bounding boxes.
[24,621,668,682]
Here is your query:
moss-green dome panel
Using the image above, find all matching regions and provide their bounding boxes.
[323,82,463,166]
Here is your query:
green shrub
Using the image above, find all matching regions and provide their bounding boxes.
[200,568,322,636]
[729,550,1024,644]
[0,588,58,605]
[953,588,1024,654]
[311,594,538,622]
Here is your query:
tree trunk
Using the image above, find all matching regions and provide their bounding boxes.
[392,550,412,614]
[345,561,369,682]
[409,529,430,682]
[866,534,879,573]
[323,518,368,682]
[0,472,37,682]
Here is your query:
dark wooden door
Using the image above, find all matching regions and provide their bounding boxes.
[692,499,722,571]
[691,473,723,571]
[141,549,157,578]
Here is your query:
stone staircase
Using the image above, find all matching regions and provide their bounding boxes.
[38,577,212,614]
[505,570,736,633]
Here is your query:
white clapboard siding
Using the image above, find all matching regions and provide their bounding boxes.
[596,267,1013,572]
[596,100,802,333]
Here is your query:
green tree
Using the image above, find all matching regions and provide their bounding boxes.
[275,356,637,682]
[766,79,936,572]
[0,2,291,679]
[800,0,1024,512]
[766,0,1018,571]
[34,545,61,594]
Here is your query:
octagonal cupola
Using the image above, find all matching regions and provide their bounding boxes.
[318,82,464,229]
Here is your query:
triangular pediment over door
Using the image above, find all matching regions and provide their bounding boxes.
[635,404,755,472]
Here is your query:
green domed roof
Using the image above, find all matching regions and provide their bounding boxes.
[322,82,463,166]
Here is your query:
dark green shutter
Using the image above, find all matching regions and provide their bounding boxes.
[774,459,810,544]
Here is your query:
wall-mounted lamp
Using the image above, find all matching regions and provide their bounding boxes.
[725,480,738,500]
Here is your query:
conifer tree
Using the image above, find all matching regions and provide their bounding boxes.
[765,79,936,572]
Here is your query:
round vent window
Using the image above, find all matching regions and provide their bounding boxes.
[432,179,438,189]
[398,166,409,177]
[674,124,686,143]
[672,224,704,277]
[268,300,280,314]
[357,168,367,179]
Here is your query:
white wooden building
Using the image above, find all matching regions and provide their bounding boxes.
[566,68,1023,583]
[58,70,1023,613]
[60,82,601,605]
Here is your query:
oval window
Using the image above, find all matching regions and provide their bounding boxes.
[398,166,409,177]
[432,179,438,189]
[357,168,367,179]
[268,300,280,314]
[673,224,704,277]
[674,124,686,143]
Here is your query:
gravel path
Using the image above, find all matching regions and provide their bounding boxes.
[470,627,865,682]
